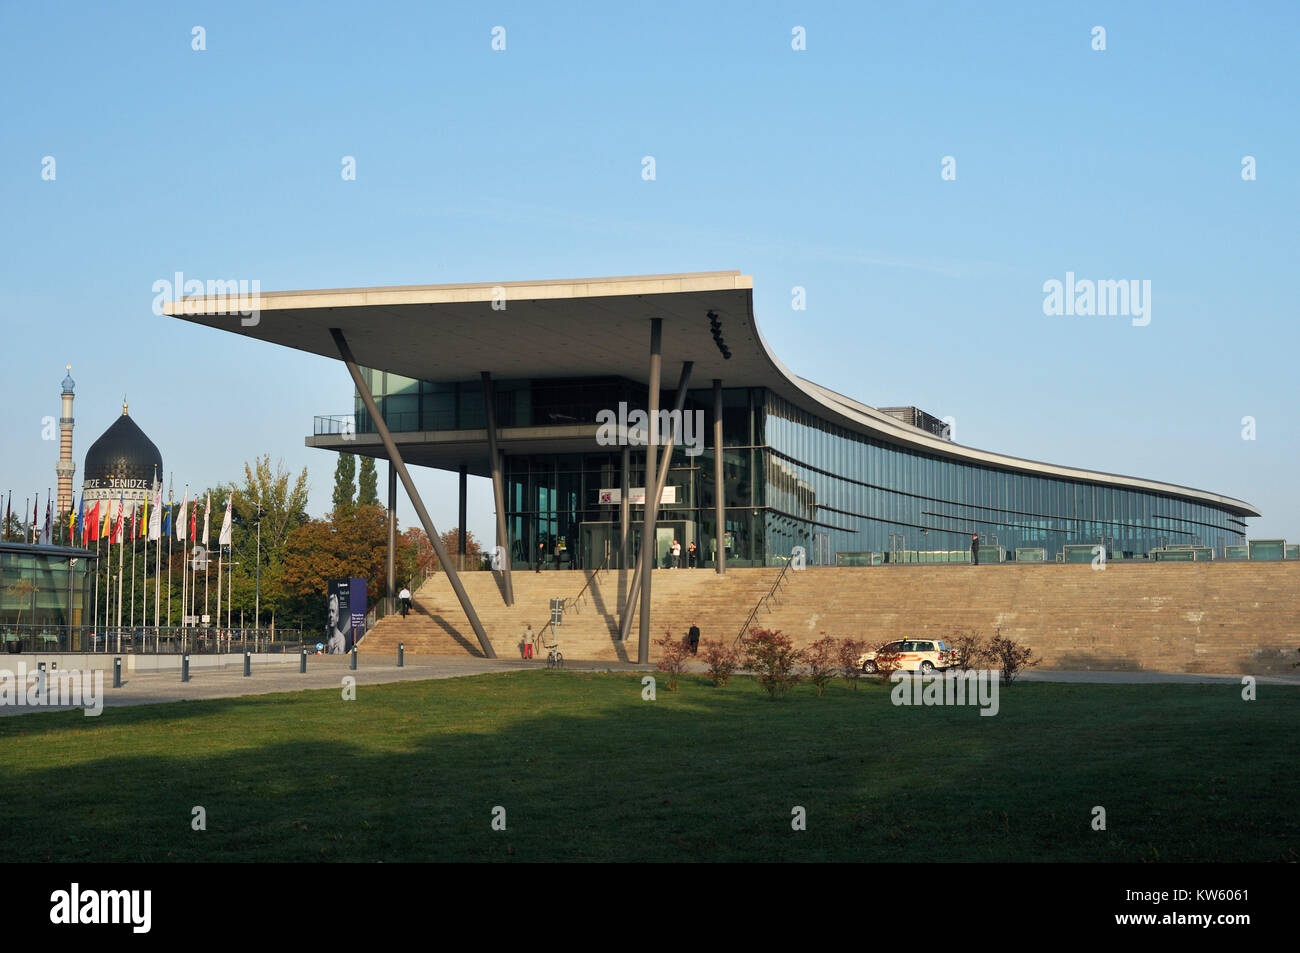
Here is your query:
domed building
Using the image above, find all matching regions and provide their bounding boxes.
[82,401,164,518]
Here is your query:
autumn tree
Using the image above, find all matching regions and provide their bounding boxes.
[281,504,390,633]
[332,453,356,518]
[358,457,380,507]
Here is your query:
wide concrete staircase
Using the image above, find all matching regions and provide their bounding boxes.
[361,567,780,661]
[362,562,1300,674]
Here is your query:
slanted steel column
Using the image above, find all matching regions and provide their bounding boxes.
[458,464,468,571]
[386,461,397,614]
[622,359,693,649]
[637,320,662,663]
[480,372,514,606]
[619,446,630,568]
[331,328,496,658]
[714,378,726,574]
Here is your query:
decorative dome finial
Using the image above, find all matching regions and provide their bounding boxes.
[61,365,75,395]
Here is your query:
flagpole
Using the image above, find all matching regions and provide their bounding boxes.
[130,506,137,629]
[116,504,124,650]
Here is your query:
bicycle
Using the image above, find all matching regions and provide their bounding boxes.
[541,623,564,669]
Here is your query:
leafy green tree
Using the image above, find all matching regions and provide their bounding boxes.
[332,453,357,518]
[358,456,380,507]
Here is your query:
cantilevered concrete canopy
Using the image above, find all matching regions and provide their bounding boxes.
[163,270,1260,518]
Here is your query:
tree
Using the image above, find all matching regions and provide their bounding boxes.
[227,456,311,627]
[358,457,380,507]
[281,504,390,633]
[332,453,356,518]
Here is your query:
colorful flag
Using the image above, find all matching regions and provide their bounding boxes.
[113,495,124,544]
[189,502,196,545]
[87,500,100,543]
[149,486,162,541]
[202,492,211,546]
[219,498,233,546]
[40,499,52,545]
[176,490,188,542]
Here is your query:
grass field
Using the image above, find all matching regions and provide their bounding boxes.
[2,671,1296,862]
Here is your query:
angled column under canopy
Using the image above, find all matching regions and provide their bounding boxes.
[331,328,496,658]
[621,357,694,650]
[714,378,726,574]
[387,462,397,613]
[481,372,515,606]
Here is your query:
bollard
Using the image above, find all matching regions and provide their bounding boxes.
[398,642,404,668]
[181,654,190,682]
[113,657,122,689]
[244,651,251,677]
[300,647,307,673]
[350,646,358,671]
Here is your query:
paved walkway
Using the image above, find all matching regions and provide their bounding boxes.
[2,656,1295,717]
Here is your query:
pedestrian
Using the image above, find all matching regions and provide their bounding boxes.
[537,540,545,572]
[522,624,534,660]
[688,622,700,655]
[671,538,681,568]
[688,540,697,568]
[399,585,412,616]
[971,534,979,567]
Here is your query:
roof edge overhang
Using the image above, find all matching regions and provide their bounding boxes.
[161,270,1258,519]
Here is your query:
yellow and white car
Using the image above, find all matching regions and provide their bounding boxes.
[858,639,956,674]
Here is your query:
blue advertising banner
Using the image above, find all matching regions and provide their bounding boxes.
[327,578,368,653]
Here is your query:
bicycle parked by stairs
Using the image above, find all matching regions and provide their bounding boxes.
[541,622,564,669]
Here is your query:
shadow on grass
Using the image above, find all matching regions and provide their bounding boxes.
[1,673,1297,862]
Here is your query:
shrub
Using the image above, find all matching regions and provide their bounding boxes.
[741,628,804,699]
[988,629,1040,685]
[948,628,990,672]
[654,630,692,691]
[699,638,741,687]
[866,640,903,679]
[836,637,867,690]
[806,636,839,697]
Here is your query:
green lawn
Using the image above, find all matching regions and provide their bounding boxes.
[2,672,1296,862]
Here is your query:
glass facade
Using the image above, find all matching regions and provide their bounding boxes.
[346,374,1250,567]
[0,544,96,639]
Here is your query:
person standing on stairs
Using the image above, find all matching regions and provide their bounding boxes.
[687,622,700,655]
[399,585,412,616]
[971,534,980,567]
[671,538,681,568]
[688,540,697,568]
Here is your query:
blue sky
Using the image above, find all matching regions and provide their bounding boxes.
[2,1,1296,544]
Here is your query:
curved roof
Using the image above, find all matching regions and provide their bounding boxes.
[163,270,1259,518]
[84,406,163,486]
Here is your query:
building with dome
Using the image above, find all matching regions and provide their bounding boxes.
[82,401,165,519]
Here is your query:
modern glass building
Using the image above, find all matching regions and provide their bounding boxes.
[169,270,1258,573]
[0,542,97,648]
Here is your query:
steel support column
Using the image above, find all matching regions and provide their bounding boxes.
[637,320,662,663]
[330,328,496,658]
[622,359,693,647]
[714,378,726,574]
[481,372,514,606]
[386,461,397,614]
[458,464,468,571]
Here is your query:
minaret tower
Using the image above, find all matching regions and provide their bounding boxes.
[56,365,76,516]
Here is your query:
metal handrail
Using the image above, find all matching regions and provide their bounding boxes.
[733,561,793,647]
[527,553,610,649]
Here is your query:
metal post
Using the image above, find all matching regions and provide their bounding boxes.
[637,320,662,663]
[350,645,358,670]
[331,329,496,657]
[714,378,726,574]
[386,462,397,616]
[398,642,405,667]
[481,372,514,605]
[300,647,307,673]
[619,362,694,642]
[458,465,468,571]
[619,444,630,616]
[243,651,251,677]
[113,656,121,688]
[181,653,189,682]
